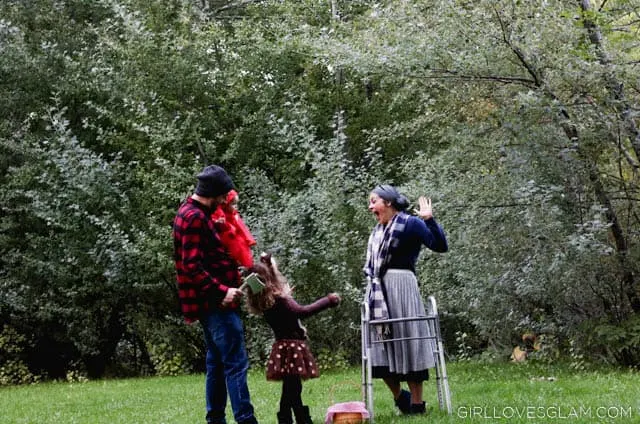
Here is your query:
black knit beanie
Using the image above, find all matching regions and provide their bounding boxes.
[195,165,234,198]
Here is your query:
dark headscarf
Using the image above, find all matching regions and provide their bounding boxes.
[372,184,410,211]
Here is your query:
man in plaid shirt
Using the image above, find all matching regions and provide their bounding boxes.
[173,164,259,424]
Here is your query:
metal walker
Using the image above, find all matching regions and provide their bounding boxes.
[361,296,452,422]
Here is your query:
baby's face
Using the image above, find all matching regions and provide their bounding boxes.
[224,195,239,212]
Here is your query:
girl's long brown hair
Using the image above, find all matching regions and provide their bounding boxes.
[244,253,291,315]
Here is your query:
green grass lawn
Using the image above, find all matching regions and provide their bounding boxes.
[1,361,640,423]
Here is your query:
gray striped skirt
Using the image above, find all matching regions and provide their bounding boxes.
[368,269,435,379]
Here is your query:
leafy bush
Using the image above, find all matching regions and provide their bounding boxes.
[588,315,640,367]
[0,325,38,385]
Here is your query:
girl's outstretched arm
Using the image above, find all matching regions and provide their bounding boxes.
[282,294,339,319]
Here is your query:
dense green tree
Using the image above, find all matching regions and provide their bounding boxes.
[302,0,640,362]
[2,0,640,382]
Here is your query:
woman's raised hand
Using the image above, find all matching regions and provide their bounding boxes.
[417,196,433,220]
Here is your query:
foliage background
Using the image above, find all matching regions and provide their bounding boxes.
[1,0,639,382]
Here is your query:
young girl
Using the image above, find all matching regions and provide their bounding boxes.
[212,189,256,267]
[245,253,340,424]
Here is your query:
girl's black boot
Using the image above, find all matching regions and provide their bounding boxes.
[292,405,313,424]
[277,408,293,424]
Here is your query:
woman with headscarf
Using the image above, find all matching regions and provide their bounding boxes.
[364,184,448,415]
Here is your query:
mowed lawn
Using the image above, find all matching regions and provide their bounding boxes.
[1,361,640,423]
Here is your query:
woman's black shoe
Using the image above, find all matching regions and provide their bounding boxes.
[410,402,426,414]
[394,389,411,414]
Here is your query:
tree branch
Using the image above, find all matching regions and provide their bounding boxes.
[421,68,537,86]
[213,0,258,14]
[493,6,543,87]
[365,67,537,88]
[449,202,535,210]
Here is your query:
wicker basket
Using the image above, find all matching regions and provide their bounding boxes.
[326,382,369,424]
[332,412,364,424]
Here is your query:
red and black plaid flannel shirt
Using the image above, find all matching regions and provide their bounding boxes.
[173,197,240,323]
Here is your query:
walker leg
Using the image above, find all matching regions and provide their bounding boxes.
[431,319,444,410]
[361,302,374,423]
[367,347,374,423]
[437,339,452,414]
[361,311,366,402]
[429,296,452,414]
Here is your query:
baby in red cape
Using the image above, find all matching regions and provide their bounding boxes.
[211,190,256,268]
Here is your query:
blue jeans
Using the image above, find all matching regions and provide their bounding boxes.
[201,309,257,424]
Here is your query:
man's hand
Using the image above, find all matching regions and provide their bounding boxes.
[222,287,243,306]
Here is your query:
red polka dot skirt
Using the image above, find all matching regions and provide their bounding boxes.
[266,339,319,381]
